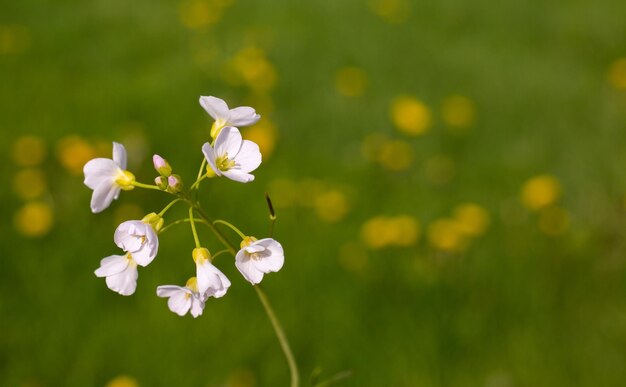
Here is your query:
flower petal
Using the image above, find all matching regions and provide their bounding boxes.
[234,140,262,173]
[202,142,221,177]
[228,106,260,127]
[156,285,187,298]
[83,158,118,190]
[112,142,127,170]
[199,96,229,121]
[167,291,192,316]
[190,296,205,318]
[104,261,138,296]
[90,179,121,213]
[95,254,129,277]
[255,238,284,272]
[221,169,255,183]
[215,126,243,158]
[235,251,264,285]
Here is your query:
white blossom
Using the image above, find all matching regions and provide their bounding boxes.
[199,95,260,138]
[193,247,231,298]
[94,253,138,296]
[83,142,135,213]
[114,220,159,266]
[235,237,284,285]
[202,126,262,183]
[156,278,205,318]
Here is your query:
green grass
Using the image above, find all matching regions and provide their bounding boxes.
[2,0,626,386]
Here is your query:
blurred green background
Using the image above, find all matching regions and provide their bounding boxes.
[3,0,626,386]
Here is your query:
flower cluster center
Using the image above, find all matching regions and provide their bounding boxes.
[216,154,236,171]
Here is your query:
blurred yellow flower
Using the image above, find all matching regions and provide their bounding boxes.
[360,215,420,249]
[361,132,389,162]
[227,47,277,92]
[538,206,570,236]
[11,135,47,167]
[424,155,455,185]
[427,218,468,253]
[225,369,256,387]
[334,67,368,97]
[453,203,490,237]
[390,96,431,136]
[378,140,414,171]
[12,169,47,200]
[338,241,369,273]
[0,24,31,55]
[113,203,145,227]
[521,175,561,211]
[608,58,626,90]
[105,375,139,387]
[389,215,420,246]
[14,202,53,238]
[314,189,350,223]
[178,0,222,30]
[368,0,411,24]
[56,136,98,176]
[243,119,278,159]
[441,95,476,129]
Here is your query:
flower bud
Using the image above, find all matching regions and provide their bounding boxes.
[192,247,211,263]
[166,174,183,193]
[154,176,168,190]
[152,154,172,177]
[141,212,164,232]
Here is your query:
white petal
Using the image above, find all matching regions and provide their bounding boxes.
[156,285,187,298]
[112,142,127,170]
[190,296,205,318]
[254,238,285,273]
[202,142,222,177]
[83,158,118,190]
[114,221,159,267]
[90,180,121,213]
[244,244,266,254]
[222,169,255,183]
[114,221,142,252]
[95,254,129,277]
[215,126,243,158]
[234,140,262,173]
[227,106,260,127]
[199,96,229,120]
[210,271,231,298]
[105,262,138,296]
[196,261,221,294]
[167,291,192,316]
[235,251,264,285]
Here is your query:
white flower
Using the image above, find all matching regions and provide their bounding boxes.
[94,253,138,296]
[202,126,262,183]
[156,278,205,318]
[83,142,135,213]
[199,95,260,138]
[235,237,284,285]
[193,248,231,298]
[114,220,159,266]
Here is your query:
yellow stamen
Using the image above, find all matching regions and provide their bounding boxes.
[215,154,236,172]
[115,170,136,191]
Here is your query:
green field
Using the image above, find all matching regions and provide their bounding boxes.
[2,0,626,386]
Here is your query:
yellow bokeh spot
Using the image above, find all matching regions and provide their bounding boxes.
[243,120,278,158]
[453,203,490,237]
[14,202,53,238]
[243,93,274,115]
[427,218,468,253]
[56,136,98,176]
[226,47,278,92]
[368,0,411,24]
[0,25,31,55]
[441,95,476,129]
[378,140,414,171]
[12,169,47,200]
[225,369,256,387]
[521,175,561,211]
[390,96,431,136]
[608,58,626,90]
[361,215,420,249]
[314,189,350,223]
[113,203,145,227]
[538,206,570,236]
[424,155,455,185]
[178,0,222,30]
[11,135,47,167]
[335,67,368,97]
[105,375,139,387]
[361,132,389,162]
[338,241,369,273]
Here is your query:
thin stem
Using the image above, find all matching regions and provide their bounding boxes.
[191,158,208,190]
[187,202,236,255]
[213,219,246,239]
[159,217,208,234]
[313,370,353,387]
[158,198,183,217]
[254,285,300,387]
[211,248,231,261]
[190,174,207,190]
[132,181,163,191]
[189,207,201,248]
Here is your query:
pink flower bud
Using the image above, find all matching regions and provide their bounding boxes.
[154,176,168,190]
[166,174,183,193]
[152,154,172,177]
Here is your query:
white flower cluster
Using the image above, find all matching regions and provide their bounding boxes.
[83,96,284,318]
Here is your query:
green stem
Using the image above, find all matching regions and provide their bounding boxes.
[158,198,183,217]
[189,207,201,248]
[211,248,231,261]
[132,181,163,191]
[254,285,300,387]
[213,219,246,239]
[191,158,208,190]
[159,217,208,234]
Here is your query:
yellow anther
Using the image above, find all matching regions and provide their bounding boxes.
[115,170,136,190]
[215,154,236,171]
[192,247,211,263]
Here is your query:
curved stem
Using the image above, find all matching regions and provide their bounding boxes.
[132,181,163,191]
[158,198,183,217]
[254,285,300,387]
[191,158,208,190]
[189,207,201,248]
[213,219,246,239]
[159,217,208,234]
[210,248,231,261]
